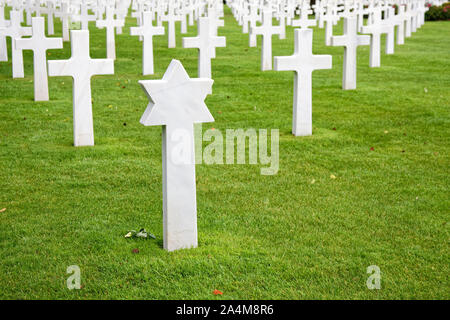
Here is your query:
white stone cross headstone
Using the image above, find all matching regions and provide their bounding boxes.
[243,4,259,47]
[96,6,124,60]
[41,0,55,35]
[182,17,226,79]
[274,28,332,136]
[25,0,34,26]
[322,4,339,46]
[276,4,287,39]
[48,30,114,147]
[355,0,366,31]
[361,9,391,68]
[392,4,406,45]
[384,7,396,55]
[74,1,97,30]
[15,17,63,101]
[207,5,225,59]
[313,0,326,28]
[130,11,164,75]
[32,0,42,19]
[179,6,188,34]
[139,59,214,252]
[251,10,283,71]
[331,17,370,90]
[0,4,9,62]
[115,0,129,34]
[292,2,317,29]
[0,10,32,78]
[54,2,71,42]
[416,1,428,27]
[162,3,182,48]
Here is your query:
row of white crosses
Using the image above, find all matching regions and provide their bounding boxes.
[0,0,226,252]
[0,0,225,139]
[0,1,121,76]
[129,0,226,78]
[0,0,432,252]
[228,0,430,138]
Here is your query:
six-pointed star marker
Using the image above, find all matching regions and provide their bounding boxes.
[139,59,214,126]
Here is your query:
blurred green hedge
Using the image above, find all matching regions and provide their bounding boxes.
[425,2,450,21]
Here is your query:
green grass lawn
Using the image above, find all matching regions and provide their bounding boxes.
[0,6,449,299]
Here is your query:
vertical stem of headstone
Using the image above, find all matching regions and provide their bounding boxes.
[397,22,405,45]
[369,34,380,67]
[199,49,211,78]
[143,35,154,75]
[162,124,198,251]
[34,51,49,101]
[73,79,94,146]
[261,36,272,71]
[48,13,54,35]
[0,34,7,61]
[0,6,7,61]
[11,42,24,78]
[343,45,356,90]
[62,19,69,41]
[293,72,312,136]
[325,20,332,46]
[107,27,115,60]
[168,21,175,48]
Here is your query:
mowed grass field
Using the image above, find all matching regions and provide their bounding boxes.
[0,6,449,299]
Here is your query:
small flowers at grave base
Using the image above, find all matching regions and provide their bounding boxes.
[125,229,156,240]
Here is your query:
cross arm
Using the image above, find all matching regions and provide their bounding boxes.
[48,59,75,78]
[213,36,226,48]
[114,20,125,28]
[96,20,107,28]
[357,35,370,46]
[14,37,30,50]
[330,35,347,47]
[153,26,165,36]
[89,59,114,77]
[273,25,283,35]
[130,26,143,36]
[182,36,200,49]
[274,55,299,72]
[46,38,64,50]
[250,26,261,35]
[312,55,332,71]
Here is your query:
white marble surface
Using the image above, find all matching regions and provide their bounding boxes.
[243,4,259,47]
[361,9,391,68]
[139,59,214,252]
[15,17,63,101]
[274,29,332,136]
[331,17,370,90]
[161,4,181,48]
[130,11,164,75]
[182,17,225,79]
[96,6,124,60]
[48,30,114,147]
[54,2,70,42]
[0,4,9,62]
[0,10,31,78]
[251,10,282,71]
